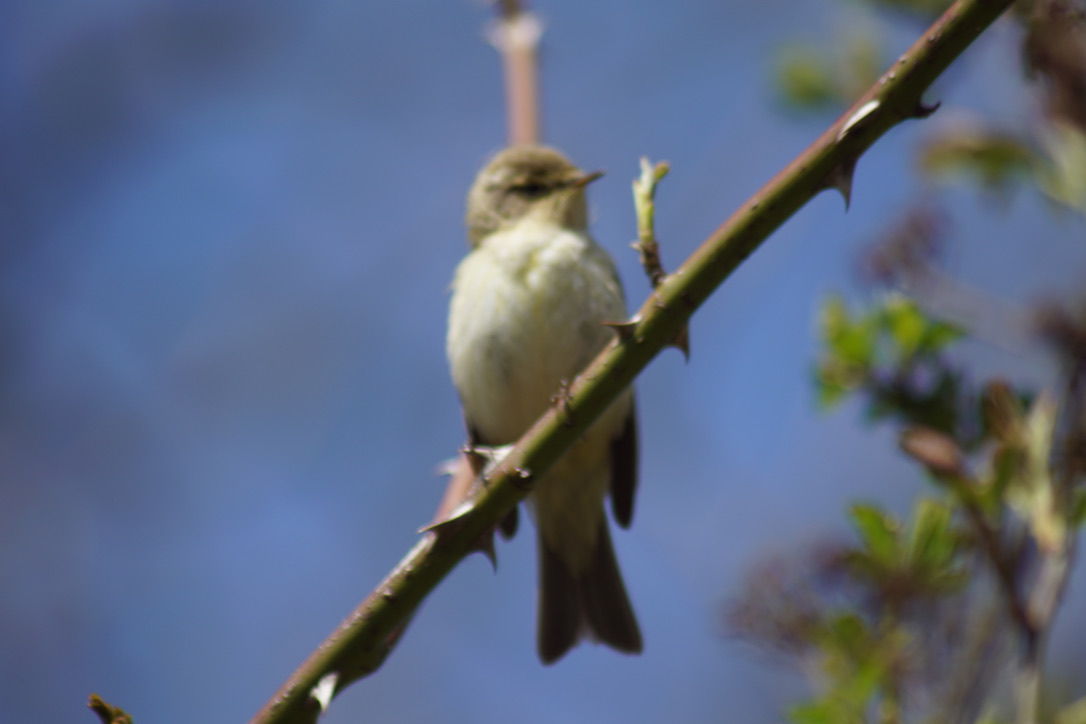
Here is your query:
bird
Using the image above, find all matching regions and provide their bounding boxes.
[446,145,641,663]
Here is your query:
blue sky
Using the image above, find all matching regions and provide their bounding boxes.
[2,2,1084,723]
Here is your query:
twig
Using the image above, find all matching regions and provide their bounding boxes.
[489,0,543,145]
[88,695,133,724]
[250,2,1017,721]
[1014,346,1084,724]
[1016,544,1072,724]
[902,414,1076,724]
[901,428,1036,666]
[631,157,689,358]
[632,158,671,287]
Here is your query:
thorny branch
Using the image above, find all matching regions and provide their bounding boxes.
[250,1,1018,721]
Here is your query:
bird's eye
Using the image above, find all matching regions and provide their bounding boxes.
[510,182,550,199]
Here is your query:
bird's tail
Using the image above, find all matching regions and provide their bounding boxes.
[537,518,642,664]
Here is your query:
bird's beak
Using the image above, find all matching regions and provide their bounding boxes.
[570,170,605,188]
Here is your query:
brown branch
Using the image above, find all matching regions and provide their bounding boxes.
[1014,341,1084,723]
[900,427,1035,640]
[490,0,542,145]
[1017,540,1074,724]
[903,401,1078,724]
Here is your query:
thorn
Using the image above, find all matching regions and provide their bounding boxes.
[912,99,941,119]
[426,444,510,531]
[603,315,641,341]
[420,505,470,535]
[424,444,519,571]
[428,451,479,529]
[463,443,513,473]
[499,505,518,539]
[838,99,880,140]
[422,508,500,569]
[462,445,490,472]
[310,673,339,714]
[670,326,691,361]
[825,158,857,210]
[477,535,498,569]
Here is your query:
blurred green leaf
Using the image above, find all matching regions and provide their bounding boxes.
[1056,695,1086,724]
[1071,488,1086,530]
[821,295,849,343]
[847,497,969,601]
[985,445,1023,509]
[788,701,840,724]
[920,320,966,355]
[790,627,888,724]
[838,34,883,104]
[815,294,967,428]
[815,370,852,409]
[816,296,881,409]
[775,35,883,112]
[1037,120,1086,215]
[850,503,901,565]
[906,498,957,572]
[881,294,928,359]
[823,612,872,657]
[919,125,1037,193]
[823,296,877,367]
[1005,393,1063,552]
[789,697,865,724]
[777,45,836,109]
[868,367,963,435]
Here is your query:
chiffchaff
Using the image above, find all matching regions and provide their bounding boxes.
[447,146,641,663]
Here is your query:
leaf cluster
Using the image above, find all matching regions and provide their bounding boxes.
[815,293,966,434]
[734,291,1086,724]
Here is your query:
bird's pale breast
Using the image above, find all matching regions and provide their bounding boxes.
[447,220,627,444]
[447,220,632,570]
